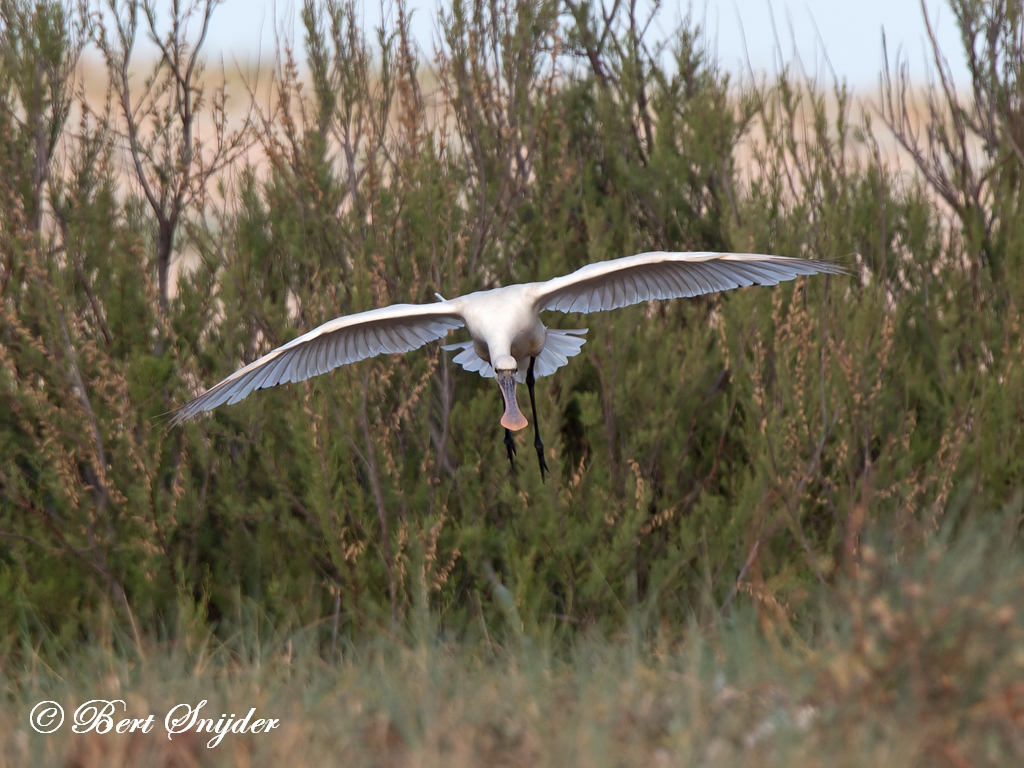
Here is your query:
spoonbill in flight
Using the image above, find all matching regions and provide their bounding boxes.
[172,251,844,480]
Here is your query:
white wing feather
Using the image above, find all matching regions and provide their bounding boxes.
[534,251,846,314]
[533,328,588,378]
[442,328,588,382]
[441,340,495,378]
[172,303,464,424]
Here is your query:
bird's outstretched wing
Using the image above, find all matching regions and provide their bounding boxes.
[534,251,847,314]
[171,303,464,425]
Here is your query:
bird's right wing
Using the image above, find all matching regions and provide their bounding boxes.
[172,303,464,424]
[534,251,847,314]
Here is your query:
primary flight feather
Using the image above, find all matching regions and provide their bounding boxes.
[172,251,845,480]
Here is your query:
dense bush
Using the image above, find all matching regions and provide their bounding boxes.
[0,0,1022,663]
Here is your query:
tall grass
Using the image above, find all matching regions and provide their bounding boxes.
[2,511,1022,766]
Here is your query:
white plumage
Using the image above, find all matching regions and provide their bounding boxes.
[441,328,588,382]
[172,250,845,471]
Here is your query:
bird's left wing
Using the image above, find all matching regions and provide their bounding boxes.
[533,251,847,314]
[171,303,464,425]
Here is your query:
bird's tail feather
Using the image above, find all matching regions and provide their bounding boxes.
[442,328,588,382]
[533,328,588,379]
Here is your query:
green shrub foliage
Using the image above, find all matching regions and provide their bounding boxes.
[0,0,1022,655]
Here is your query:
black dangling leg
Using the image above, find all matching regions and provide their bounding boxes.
[504,428,517,468]
[527,357,549,482]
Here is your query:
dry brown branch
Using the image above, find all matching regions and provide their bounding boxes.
[95,0,252,315]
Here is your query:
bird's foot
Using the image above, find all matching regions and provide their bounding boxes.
[534,437,549,483]
[504,428,517,468]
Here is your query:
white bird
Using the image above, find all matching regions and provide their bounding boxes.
[172,251,845,480]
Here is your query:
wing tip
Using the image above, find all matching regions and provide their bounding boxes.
[166,400,203,428]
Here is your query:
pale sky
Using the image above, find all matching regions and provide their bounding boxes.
[189,0,968,88]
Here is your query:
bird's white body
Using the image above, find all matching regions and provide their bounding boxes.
[171,251,846,444]
[450,284,548,369]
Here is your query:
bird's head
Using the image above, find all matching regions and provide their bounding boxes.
[494,355,527,431]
